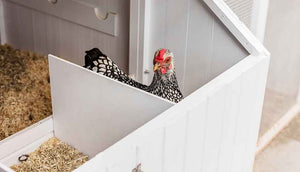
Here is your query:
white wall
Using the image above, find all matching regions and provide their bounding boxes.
[264,0,300,100]
[0,0,130,72]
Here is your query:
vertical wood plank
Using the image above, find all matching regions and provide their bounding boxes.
[3,1,20,47]
[0,0,7,44]
[32,11,48,55]
[184,101,208,172]
[75,55,269,172]
[217,77,242,172]
[242,58,269,172]
[163,114,187,172]
[129,0,140,77]
[230,59,263,172]
[164,0,190,91]
[105,144,136,172]
[202,86,227,172]
[183,0,214,96]
[210,17,248,79]
[45,14,60,56]
[138,128,165,172]
[3,0,130,69]
[15,3,34,51]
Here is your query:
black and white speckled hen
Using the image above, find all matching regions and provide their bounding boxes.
[84,48,183,103]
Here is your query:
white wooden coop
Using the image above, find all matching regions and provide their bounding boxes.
[0,0,270,172]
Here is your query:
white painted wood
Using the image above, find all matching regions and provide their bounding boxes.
[250,0,269,42]
[7,0,117,36]
[76,53,270,172]
[204,0,269,56]
[1,0,129,70]
[224,0,254,28]
[0,163,13,172]
[0,133,54,167]
[163,114,187,172]
[184,101,207,172]
[202,83,227,172]
[0,0,6,44]
[129,0,150,83]
[129,0,140,79]
[224,0,269,42]
[0,0,270,171]
[0,56,269,172]
[138,127,165,172]
[129,0,250,95]
[0,117,53,161]
[48,55,174,158]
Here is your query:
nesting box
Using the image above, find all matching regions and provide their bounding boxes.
[0,0,269,171]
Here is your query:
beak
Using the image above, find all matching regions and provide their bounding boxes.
[153,63,160,71]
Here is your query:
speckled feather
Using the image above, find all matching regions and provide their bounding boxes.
[84,48,147,90]
[84,48,183,103]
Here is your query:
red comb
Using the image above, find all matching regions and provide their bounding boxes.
[155,49,166,62]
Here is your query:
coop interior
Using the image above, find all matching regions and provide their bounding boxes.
[0,0,253,171]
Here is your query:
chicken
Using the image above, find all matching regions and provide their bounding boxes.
[83,48,183,103]
[146,48,183,103]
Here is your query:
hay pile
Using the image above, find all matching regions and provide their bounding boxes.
[11,137,89,172]
[0,44,52,140]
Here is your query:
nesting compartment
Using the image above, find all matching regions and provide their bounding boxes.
[0,0,270,171]
[0,55,173,171]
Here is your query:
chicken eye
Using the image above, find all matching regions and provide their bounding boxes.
[165,57,171,63]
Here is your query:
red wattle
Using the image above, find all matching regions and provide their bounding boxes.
[161,67,167,74]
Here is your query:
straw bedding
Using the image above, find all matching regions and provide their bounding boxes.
[11,137,89,172]
[0,44,52,140]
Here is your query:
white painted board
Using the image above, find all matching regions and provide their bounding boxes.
[0,117,53,162]
[76,54,270,172]
[0,0,130,70]
[6,0,117,36]
[48,55,174,158]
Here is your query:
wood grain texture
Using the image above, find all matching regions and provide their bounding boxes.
[1,0,130,72]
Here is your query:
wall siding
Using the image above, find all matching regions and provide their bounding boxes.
[1,0,130,71]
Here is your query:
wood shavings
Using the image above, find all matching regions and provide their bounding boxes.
[0,44,52,140]
[11,137,88,172]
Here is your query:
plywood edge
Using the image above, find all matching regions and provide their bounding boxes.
[203,0,270,56]
[48,54,175,105]
[0,116,54,160]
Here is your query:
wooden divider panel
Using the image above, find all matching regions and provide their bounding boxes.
[48,55,174,157]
